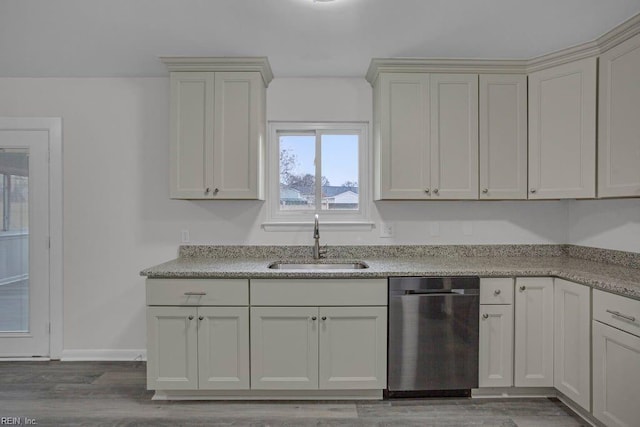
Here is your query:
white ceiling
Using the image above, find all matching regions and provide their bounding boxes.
[2,0,640,78]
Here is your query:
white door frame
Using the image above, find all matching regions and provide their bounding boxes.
[0,118,63,359]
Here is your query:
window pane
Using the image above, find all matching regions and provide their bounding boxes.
[9,175,29,231]
[279,134,316,211]
[321,134,359,211]
[0,150,29,333]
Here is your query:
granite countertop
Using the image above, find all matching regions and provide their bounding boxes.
[141,249,640,300]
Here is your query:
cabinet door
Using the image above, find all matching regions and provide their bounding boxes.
[146,306,198,390]
[430,74,479,200]
[554,279,590,410]
[376,73,431,199]
[213,72,265,199]
[318,307,387,390]
[593,321,640,427]
[598,33,640,198]
[514,278,554,387]
[250,306,319,390]
[197,307,249,390]
[479,305,514,387]
[528,57,596,199]
[169,72,215,199]
[479,75,527,200]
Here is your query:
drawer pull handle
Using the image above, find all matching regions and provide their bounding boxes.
[188,315,194,320]
[482,313,489,319]
[199,316,204,321]
[606,309,636,322]
[184,292,207,296]
[494,289,501,296]
[311,316,317,321]
[519,286,526,292]
[321,316,327,321]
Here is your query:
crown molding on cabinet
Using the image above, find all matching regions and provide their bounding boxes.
[160,56,274,87]
[366,12,640,84]
[597,11,640,54]
[365,58,528,82]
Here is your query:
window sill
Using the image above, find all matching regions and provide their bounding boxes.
[262,221,375,232]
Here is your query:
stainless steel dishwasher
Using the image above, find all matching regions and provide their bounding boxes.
[387,277,480,397]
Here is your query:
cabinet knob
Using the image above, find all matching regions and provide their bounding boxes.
[530,189,536,194]
[482,313,489,319]
[213,188,219,195]
[205,188,210,195]
[519,286,526,292]
[433,188,439,194]
[199,316,204,321]
[188,315,194,320]
[482,188,489,194]
[311,316,317,321]
[494,289,501,295]
[425,189,430,194]
[321,316,327,321]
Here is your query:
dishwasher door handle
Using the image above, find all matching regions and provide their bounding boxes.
[404,289,475,296]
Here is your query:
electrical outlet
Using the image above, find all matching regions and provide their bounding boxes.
[181,229,190,243]
[379,222,394,238]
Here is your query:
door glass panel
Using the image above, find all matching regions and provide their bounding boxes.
[0,149,29,333]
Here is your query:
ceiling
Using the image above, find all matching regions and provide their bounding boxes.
[2,0,640,78]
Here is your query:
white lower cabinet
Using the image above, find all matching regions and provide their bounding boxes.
[146,279,250,392]
[479,304,514,387]
[479,278,514,387]
[592,289,640,427]
[250,306,387,390]
[514,278,554,387]
[147,306,249,390]
[553,279,590,411]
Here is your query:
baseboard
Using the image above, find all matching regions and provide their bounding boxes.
[472,387,556,398]
[153,389,383,401]
[556,392,603,427]
[61,349,146,361]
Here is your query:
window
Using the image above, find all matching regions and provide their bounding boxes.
[0,151,29,233]
[265,122,371,228]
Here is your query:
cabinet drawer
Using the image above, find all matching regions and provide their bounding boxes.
[480,278,513,304]
[594,289,640,337]
[146,279,248,306]
[250,279,387,306]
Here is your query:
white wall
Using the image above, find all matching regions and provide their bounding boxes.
[568,199,640,253]
[0,76,633,355]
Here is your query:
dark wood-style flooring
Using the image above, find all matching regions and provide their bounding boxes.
[0,361,588,426]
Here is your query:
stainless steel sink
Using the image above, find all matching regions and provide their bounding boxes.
[268,261,369,270]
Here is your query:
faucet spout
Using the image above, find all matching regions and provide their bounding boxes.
[313,214,325,259]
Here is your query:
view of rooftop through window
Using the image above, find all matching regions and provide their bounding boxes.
[279,133,359,211]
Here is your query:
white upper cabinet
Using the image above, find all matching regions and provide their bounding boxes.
[479,75,527,199]
[375,73,431,199]
[528,57,597,199]
[598,32,640,198]
[374,72,477,200]
[165,58,272,200]
[430,74,479,199]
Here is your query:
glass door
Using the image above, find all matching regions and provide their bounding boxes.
[0,131,49,357]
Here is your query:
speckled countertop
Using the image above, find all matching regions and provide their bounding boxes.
[141,245,640,300]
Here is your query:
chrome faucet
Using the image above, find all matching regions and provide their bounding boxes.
[313,214,327,259]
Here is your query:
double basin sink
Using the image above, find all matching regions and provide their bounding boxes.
[268,261,369,270]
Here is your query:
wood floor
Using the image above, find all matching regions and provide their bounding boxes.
[0,361,588,426]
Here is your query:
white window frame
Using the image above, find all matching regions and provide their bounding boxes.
[263,122,372,231]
